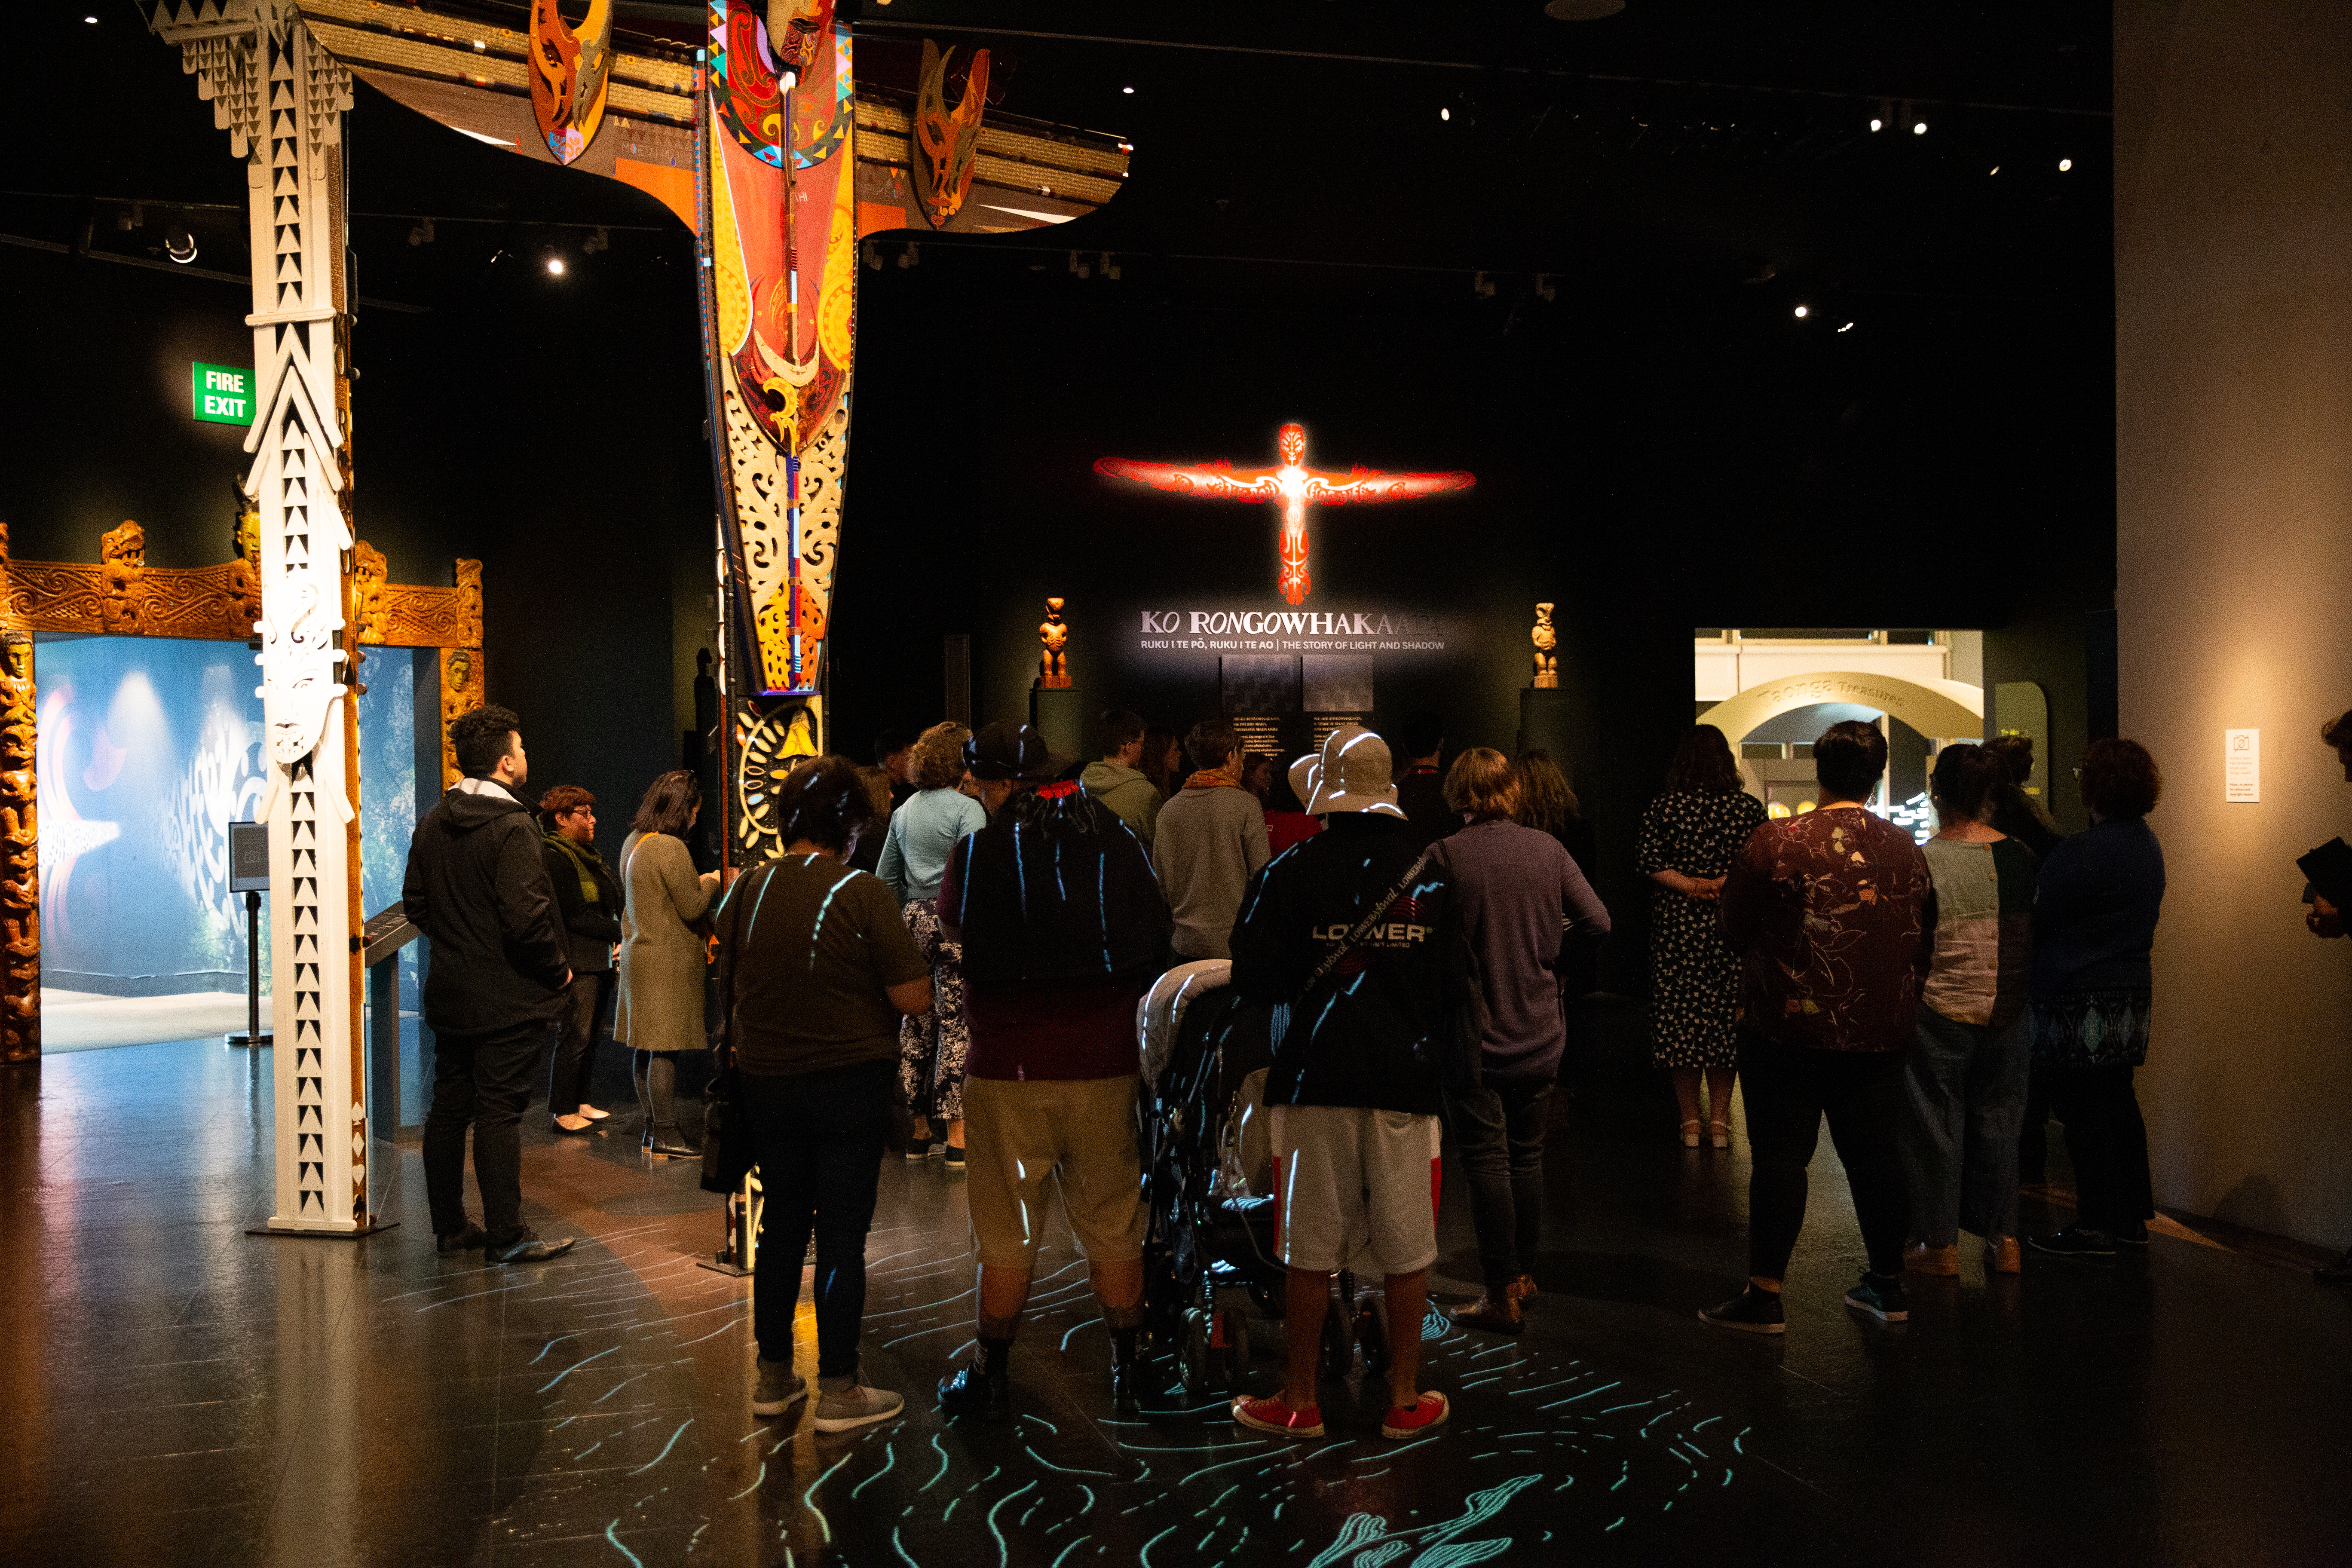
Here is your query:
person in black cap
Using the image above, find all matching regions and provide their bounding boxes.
[935,722,1173,1420]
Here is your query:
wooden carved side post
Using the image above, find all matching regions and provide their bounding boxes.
[438,560,485,789]
[0,632,37,1065]
[1531,601,1559,689]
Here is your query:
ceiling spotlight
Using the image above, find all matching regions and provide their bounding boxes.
[1912,120,1928,135]
[1440,106,1451,122]
[164,223,197,264]
[546,256,566,276]
[407,217,435,246]
[1793,304,1809,318]
[1838,322,1854,333]
[1121,86,1134,95]
[1543,0,1627,17]
[1869,117,1883,132]
[84,14,98,22]
[2058,157,2073,172]
[1989,165,2000,176]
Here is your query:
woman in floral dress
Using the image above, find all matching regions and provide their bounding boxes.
[1635,725,1767,1147]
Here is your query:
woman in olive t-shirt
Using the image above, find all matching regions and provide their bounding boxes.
[713,757,931,1435]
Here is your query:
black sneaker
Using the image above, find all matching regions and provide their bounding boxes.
[2029,1226,2116,1259]
[904,1137,935,1162]
[943,1145,967,1173]
[435,1222,487,1255]
[2111,1220,2150,1247]
[488,1228,577,1265]
[1698,1286,1785,1335]
[1844,1272,1910,1323]
[937,1360,1011,1422]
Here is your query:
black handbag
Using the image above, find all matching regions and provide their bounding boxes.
[701,872,762,1195]
[699,1050,756,1195]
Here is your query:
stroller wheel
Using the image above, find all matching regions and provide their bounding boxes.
[1356,1296,1390,1376]
[1319,1301,1354,1380]
[1176,1307,1213,1398]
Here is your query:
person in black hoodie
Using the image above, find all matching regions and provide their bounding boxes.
[1228,723,1471,1444]
[404,704,576,1264]
[539,785,624,1136]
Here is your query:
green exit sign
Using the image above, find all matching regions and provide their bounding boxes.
[192,362,254,425]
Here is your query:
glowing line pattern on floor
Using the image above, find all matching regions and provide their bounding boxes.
[392,1214,1747,1562]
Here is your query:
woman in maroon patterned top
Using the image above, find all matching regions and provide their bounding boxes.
[1700,720,1933,1336]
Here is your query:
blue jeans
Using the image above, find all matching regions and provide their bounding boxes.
[740,1060,892,1378]
[1901,1004,2031,1247]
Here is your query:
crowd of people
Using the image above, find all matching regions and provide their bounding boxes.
[395,690,2352,1444]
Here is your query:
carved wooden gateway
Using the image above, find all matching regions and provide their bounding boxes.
[0,517,484,1233]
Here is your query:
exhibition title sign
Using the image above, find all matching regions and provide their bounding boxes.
[1136,606,1446,654]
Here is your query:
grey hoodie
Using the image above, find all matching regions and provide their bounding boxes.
[1153,782,1272,960]
[1080,759,1164,847]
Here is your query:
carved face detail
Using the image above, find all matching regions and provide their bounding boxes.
[1277,424,1307,466]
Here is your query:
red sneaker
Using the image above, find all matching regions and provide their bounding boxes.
[1380,1390,1451,1440]
[1231,1393,1325,1439]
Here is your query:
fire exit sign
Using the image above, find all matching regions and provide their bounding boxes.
[192,362,254,425]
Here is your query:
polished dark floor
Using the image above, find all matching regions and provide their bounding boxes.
[6,1032,2350,1567]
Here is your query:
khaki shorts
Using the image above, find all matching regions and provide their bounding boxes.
[963,1075,1146,1271]
[1269,1103,1441,1277]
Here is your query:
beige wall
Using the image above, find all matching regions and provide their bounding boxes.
[2116,2,2352,1246]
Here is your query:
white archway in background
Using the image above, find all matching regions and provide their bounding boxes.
[1696,669,1984,750]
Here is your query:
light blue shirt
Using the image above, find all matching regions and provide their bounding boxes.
[876,787,988,904]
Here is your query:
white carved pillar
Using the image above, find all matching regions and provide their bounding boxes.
[152,2,370,1231]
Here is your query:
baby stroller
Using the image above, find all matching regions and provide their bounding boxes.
[1137,976,1396,1396]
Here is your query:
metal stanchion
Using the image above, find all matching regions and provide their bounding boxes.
[224,822,271,1048]
[701,1167,763,1277]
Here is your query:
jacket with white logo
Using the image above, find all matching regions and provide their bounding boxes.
[1229,812,1473,1115]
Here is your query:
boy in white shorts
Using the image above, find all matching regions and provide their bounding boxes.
[1225,724,1469,1440]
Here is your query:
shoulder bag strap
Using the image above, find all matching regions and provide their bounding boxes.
[1296,847,1432,1003]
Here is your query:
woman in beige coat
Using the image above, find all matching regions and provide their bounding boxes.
[618,769,721,1157]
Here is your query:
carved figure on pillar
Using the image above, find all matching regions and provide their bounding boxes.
[1038,597,1071,689]
[439,647,479,789]
[0,634,37,1065]
[100,521,147,636]
[351,541,389,646]
[1531,602,1559,689]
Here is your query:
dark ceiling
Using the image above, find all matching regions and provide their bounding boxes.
[14,1,2110,322]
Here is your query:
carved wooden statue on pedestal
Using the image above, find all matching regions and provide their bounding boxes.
[1532,602,1559,689]
[1039,597,1072,689]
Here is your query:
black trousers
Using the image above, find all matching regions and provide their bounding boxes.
[546,970,613,1117]
[1444,1077,1553,1293]
[741,1060,892,1378]
[423,1017,549,1244]
[2042,1062,2154,1232]
[1737,1030,1909,1280]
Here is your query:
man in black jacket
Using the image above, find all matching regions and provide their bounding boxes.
[1228,723,1467,1443]
[404,704,576,1264]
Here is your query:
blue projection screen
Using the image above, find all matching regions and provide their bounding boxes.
[35,636,423,995]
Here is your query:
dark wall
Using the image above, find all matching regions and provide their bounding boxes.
[0,237,713,871]
[830,258,2114,987]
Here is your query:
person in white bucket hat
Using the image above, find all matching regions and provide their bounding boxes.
[1226,723,1472,1443]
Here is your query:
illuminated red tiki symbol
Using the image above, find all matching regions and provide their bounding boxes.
[1095,423,1474,604]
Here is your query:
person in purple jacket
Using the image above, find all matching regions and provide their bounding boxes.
[1434,747,1611,1334]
